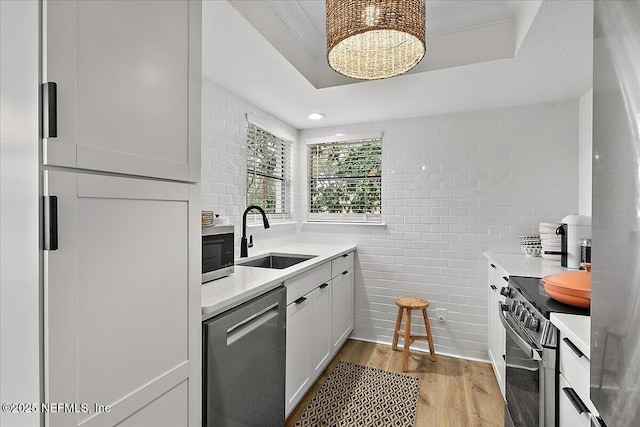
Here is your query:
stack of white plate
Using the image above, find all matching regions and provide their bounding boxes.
[539,222,562,260]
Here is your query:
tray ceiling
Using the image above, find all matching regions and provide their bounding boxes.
[202,0,593,129]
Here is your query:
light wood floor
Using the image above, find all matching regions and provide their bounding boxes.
[285,339,504,427]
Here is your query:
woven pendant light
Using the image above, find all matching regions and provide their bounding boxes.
[326,0,426,80]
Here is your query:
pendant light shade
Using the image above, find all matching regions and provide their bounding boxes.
[326,0,426,80]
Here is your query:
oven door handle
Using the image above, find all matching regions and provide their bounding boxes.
[498,302,542,361]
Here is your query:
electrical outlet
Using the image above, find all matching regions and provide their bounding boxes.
[436,308,447,323]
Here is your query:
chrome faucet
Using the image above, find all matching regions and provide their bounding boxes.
[241,205,270,257]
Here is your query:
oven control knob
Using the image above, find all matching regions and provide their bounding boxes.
[525,317,539,332]
[514,304,524,316]
[500,303,510,312]
[519,309,529,322]
[511,301,519,312]
[500,287,512,298]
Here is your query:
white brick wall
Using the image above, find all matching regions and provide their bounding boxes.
[201,77,299,254]
[201,75,579,361]
[298,102,579,360]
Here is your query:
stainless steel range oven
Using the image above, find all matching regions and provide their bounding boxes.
[499,276,589,427]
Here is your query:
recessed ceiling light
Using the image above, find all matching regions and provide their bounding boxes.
[308,113,326,120]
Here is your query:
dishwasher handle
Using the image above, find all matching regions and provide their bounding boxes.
[227,302,279,346]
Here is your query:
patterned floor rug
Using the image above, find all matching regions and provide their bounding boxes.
[294,361,421,427]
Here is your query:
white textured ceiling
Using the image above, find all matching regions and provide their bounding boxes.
[258,0,522,63]
[228,0,533,89]
[202,0,593,130]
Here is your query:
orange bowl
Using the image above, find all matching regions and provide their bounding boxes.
[543,280,591,299]
[544,286,590,308]
[542,268,591,308]
[542,270,590,291]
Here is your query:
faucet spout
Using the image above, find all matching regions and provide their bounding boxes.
[240,205,270,257]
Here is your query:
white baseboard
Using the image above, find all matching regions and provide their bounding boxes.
[348,334,491,365]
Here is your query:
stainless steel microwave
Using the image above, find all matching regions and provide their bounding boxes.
[202,225,234,283]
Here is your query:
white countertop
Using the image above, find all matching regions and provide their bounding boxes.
[551,312,590,357]
[201,243,356,320]
[484,252,569,278]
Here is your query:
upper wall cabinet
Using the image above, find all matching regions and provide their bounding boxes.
[42,0,201,182]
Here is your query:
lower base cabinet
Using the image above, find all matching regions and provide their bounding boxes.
[311,283,332,376]
[285,296,313,416]
[487,260,508,398]
[331,268,354,352]
[487,280,506,398]
[285,277,333,417]
[555,316,599,427]
[559,374,593,427]
[285,250,355,417]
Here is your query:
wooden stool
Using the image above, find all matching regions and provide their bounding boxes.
[392,296,436,372]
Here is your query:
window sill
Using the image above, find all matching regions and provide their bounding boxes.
[245,221,387,231]
[246,221,298,229]
[301,221,387,231]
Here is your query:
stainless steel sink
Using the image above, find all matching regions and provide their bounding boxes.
[237,254,316,269]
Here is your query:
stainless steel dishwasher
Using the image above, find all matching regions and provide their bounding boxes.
[203,286,286,427]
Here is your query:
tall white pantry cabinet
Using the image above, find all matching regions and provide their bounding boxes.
[41,1,202,427]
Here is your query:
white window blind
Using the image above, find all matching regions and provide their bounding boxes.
[308,138,382,223]
[246,122,292,221]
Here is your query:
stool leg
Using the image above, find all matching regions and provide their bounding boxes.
[392,307,403,350]
[422,308,436,362]
[403,308,412,372]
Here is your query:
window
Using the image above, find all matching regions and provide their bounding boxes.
[308,137,382,223]
[246,122,292,220]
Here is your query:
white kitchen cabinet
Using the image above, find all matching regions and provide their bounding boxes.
[285,295,313,417]
[559,374,592,427]
[331,251,355,352]
[331,268,354,352]
[43,170,201,427]
[311,283,332,377]
[285,280,332,417]
[42,0,201,182]
[285,261,332,417]
[331,251,354,278]
[487,261,507,398]
[553,314,599,427]
[285,251,355,417]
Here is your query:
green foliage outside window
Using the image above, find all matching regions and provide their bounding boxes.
[247,123,290,215]
[309,139,381,215]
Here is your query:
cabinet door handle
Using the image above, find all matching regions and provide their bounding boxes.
[319,283,329,289]
[294,297,307,305]
[563,337,585,358]
[490,284,497,290]
[342,253,349,258]
[342,270,348,275]
[43,195,58,251]
[41,82,57,138]
[502,276,509,282]
[563,387,589,415]
[490,263,496,269]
